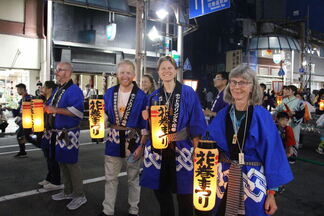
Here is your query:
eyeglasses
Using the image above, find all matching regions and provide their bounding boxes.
[55,68,68,73]
[229,80,251,87]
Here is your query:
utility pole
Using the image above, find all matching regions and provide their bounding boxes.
[176,0,183,82]
[135,0,144,85]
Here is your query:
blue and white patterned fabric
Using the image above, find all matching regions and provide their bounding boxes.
[207,105,293,216]
[53,84,84,163]
[103,84,147,157]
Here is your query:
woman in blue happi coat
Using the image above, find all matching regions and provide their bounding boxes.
[207,64,293,216]
[140,56,207,216]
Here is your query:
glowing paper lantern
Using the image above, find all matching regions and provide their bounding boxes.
[150,105,168,149]
[89,99,105,139]
[276,96,283,105]
[194,140,218,211]
[22,101,32,129]
[320,100,324,111]
[32,99,44,132]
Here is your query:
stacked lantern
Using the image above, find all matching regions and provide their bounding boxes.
[22,101,33,129]
[89,99,105,139]
[319,99,324,111]
[193,139,218,212]
[31,99,45,132]
[150,105,168,149]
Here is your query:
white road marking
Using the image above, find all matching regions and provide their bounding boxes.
[0,172,126,202]
[0,142,98,155]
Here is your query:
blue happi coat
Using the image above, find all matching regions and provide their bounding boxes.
[104,85,147,157]
[140,84,207,194]
[53,84,84,164]
[207,105,293,216]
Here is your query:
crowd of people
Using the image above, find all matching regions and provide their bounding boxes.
[2,57,324,216]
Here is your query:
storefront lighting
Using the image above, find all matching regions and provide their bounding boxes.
[148,26,161,41]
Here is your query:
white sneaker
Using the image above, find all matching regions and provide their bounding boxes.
[66,196,87,210]
[43,183,61,190]
[52,191,73,201]
[38,180,49,186]
[316,147,324,155]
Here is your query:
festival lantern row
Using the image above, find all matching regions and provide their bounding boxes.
[22,99,44,132]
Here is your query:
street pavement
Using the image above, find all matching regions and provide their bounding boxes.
[0,130,323,216]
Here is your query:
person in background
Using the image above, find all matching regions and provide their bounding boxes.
[35,81,42,96]
[275,85,305,164]
[83,84,96,100]
[276,112,296,157]
[38,81,61,190]
[45,62,87,210]
[0,105,8,136]
[260,83,270,110]
[207,64,293,216]
[141,74,156,95]
[98,60,147,216]
[204,71,229,123]
[140,56,206,216]
[7,83,36,157]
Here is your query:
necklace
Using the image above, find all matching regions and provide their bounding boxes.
[164,88,174,106]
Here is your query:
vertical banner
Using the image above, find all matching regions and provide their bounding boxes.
[89,99,105,139]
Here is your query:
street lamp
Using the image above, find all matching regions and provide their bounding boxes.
[156,8,168,20]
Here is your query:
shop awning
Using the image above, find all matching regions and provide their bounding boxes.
[248,35,301,51]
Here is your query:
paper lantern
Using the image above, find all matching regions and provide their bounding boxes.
[276,96,283,105]
[22,101,32,129]
[89,99,105,139]
[150,105,168,149]
[320,100,324,111]
[193,140,218,211]
[32,99,44,132]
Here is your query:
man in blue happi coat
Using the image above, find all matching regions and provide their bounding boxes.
[98,60,147,216]
[45,62,87,210]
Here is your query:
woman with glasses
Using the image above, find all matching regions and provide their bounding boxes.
[207,64,293,216]
[140,56,206,216]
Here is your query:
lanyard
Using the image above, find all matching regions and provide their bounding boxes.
[230,105,249,165]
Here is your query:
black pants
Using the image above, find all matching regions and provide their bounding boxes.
[42,133,60,185]
[154,190,193,216]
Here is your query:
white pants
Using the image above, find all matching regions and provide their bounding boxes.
[102,155,141,215]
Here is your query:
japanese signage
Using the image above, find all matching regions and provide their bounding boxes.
[194,146,218,211]
[189,0,230,19]
[150,105,168,149]
[89,99,105,139]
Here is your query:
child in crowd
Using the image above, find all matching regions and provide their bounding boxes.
[276,112,296,162]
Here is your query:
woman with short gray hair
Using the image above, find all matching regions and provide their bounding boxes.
[207,64,293,216]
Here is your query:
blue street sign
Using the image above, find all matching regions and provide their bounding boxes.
[278,68,285,76]
[183,58,192,71]
[189,0,230,19]
[299,67,305,73]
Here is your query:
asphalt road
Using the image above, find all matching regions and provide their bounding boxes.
[0,130,323,216]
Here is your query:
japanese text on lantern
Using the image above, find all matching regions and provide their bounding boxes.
[194,147,219,211]
[89,99,105,138]
[150,105,168,149]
